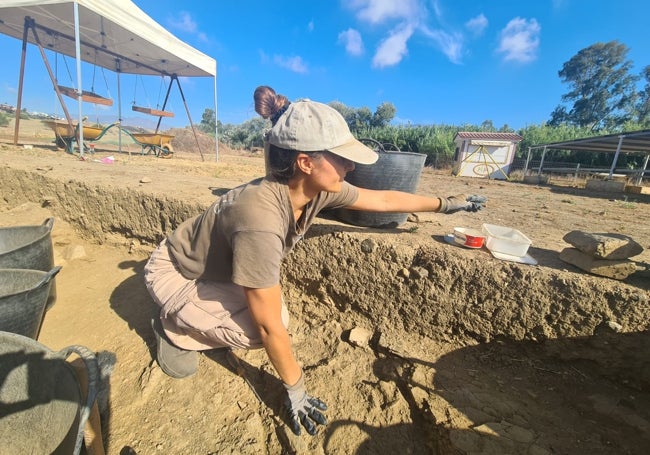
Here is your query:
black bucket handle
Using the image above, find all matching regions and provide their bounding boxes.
[55,344,99,455]
[33,266,62,290]
[359,137,388,153]
[42,217,55,232]
[359,137,403,154]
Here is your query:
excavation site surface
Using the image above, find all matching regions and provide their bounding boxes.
[1,124,649,454]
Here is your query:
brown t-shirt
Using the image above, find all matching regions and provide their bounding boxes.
[167,176,359,288]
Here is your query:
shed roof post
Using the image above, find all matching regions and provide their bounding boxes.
[608,135,625,180]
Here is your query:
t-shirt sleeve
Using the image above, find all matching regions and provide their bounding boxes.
[320,181,359,210]
[230,230,283,288]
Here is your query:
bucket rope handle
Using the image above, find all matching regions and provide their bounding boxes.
[42,217,55,232]
[359,137,386,153]
[33,266,62,290]
[56,345,99,455]
[359,137,402,154]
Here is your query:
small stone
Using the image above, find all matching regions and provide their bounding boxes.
[348,326,372,348]
[410,266,429,279]
[606,320,623,332]
[398,268,410,279]
[360,238,376,253]
[140,176,152,183]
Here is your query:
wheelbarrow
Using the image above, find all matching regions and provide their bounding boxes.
[41,119,120,154]
[122,130,174,158]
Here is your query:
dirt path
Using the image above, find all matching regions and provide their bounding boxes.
[1,121,649,454]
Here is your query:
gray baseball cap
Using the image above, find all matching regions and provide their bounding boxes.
[267,99,378,165]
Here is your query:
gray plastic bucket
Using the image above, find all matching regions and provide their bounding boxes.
[0,218,57,310]
[0,331,98,455]
[335,140,426,228]
[0,266,61,339]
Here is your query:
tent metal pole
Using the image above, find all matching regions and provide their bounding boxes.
[173,75,205,161]
[214,68,219,161]
[116,59,122,154]
[73,1,84,157]
[155,75,174,134]
[27,19,74,130]
[13,17,30,146]
[608,135,624,180]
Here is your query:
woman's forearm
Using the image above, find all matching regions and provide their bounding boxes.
[244,285,302,386]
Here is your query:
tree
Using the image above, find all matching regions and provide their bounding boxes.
[549,41,638,131]
[328,101,396,133]
[199,108,216,135]
[480,120,496,132]
[638,65,650,126]
[370,102,396,128]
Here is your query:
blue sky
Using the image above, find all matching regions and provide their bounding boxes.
[1,0,648,131]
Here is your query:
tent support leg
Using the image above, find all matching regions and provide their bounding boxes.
[172,74,205,161]
[13,17,30,146]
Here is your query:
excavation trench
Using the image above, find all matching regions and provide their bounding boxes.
[1,164,649,455]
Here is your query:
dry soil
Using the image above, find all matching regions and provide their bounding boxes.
[1,119,649,455]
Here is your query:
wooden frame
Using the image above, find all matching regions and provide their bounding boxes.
[131,105,174,117]
[57,85,113,106]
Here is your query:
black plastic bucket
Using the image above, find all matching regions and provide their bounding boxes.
[0,331,98,455]
[335,140,426,228]
[0,267,61,339]
[0,218,57,310]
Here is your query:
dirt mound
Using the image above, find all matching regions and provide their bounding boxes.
[167,127,238,158]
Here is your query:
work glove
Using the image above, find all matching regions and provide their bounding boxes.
[438,194,487,214]
[284,372,328,436]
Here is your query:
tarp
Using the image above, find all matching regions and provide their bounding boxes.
[0,0,216,77]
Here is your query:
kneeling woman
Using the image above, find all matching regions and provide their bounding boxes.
[144,85,486,436]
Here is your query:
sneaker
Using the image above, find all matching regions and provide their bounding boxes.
[151,314,198,379]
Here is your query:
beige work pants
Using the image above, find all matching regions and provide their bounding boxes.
[143,240,289,351]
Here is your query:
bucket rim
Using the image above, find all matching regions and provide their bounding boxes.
[0,218,54,256]
[0,267,60,298]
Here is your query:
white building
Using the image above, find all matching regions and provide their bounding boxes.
[453,132,523,180]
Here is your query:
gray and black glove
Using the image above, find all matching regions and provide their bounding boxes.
[437,194,487,213]
[284,372,328,436]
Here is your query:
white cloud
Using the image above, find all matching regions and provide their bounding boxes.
[419,25,463,64]
[465,14,488,36]
[168,11,197,33]
[338,28,365,56]
[372,24,414,68]
[308,21,315,32]
[273,55,309,74]
[497,17,541,63]
[349,0,419,24]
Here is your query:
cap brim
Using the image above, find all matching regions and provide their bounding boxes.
[328,137,378,165]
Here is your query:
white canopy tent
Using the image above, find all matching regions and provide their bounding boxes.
[0,0,218,159]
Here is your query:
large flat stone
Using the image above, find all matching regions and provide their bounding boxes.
[563,231,643,260]
[559,248,638,280]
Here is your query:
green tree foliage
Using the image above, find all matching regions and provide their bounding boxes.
[0,112,9,127]
[329,101,396,133]
[638,65,650,127]
[219,117,268,149]
[199,108,216,135]
[549,41,638,130]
